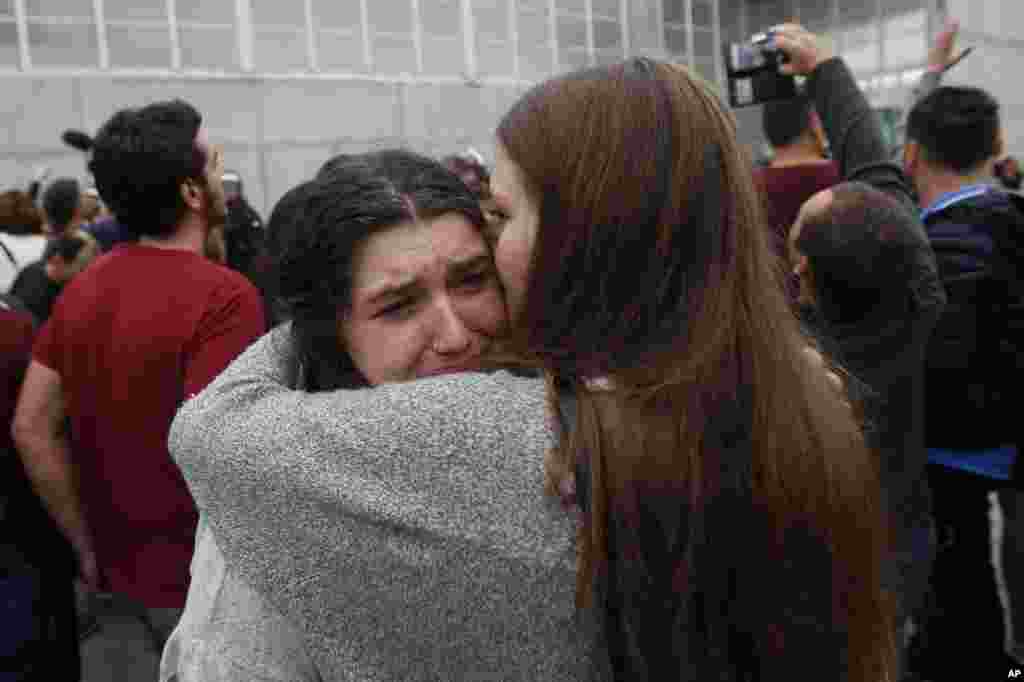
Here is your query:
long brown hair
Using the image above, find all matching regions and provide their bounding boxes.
[496,59,893,680]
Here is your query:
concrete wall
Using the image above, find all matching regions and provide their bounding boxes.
[0,73,522,219]
[0,0,670,219]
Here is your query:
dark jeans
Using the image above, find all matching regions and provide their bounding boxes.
[910,464,1007,679]
[0,565,80,682]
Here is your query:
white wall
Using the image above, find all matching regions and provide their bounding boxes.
[0,0,678,218]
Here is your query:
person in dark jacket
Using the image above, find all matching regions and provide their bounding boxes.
[221,171,265,281]
[10,231,99,324]
[220,171,275,330]
[777,23,946,676]
[901,76,1024,678]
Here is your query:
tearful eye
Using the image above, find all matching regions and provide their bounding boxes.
[457,269,495,291]
[378,300,413,318]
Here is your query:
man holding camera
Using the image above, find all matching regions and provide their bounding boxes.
[766,23,947,678]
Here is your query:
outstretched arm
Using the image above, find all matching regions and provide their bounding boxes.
[168,328,572,677]
[906,20,963,128]
[773,23,914,210]
[773,23,945,318]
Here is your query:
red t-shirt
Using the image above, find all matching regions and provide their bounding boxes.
[33,245,266,607]
[754,161,841,256]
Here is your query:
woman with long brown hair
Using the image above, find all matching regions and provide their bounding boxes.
[168,50,894,682]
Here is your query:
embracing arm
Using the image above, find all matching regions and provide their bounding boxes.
[169,327,558,672]
[171,328,553,539]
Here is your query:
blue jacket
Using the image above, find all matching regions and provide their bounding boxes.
[923,188,1024,483]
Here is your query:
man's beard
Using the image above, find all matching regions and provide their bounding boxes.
[201,184,228,264]
[204,184,228,231]
[203,224,226,264]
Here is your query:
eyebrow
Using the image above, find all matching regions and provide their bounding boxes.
[364,279,421,306]
[362,252,492,306]
[446,252,492,281]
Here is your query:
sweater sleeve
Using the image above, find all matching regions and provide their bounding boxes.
[167,327,581,679]
[169,328,555,531]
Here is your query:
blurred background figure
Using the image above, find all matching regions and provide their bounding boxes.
[0,292,81,680]
[60,127,134,253]
[903,79,1024,680]
[220,169,274,325]
[995,155,1022,192]
[221,170,265,281]
[40,178,84,238]
[0,190,46,293]
[79,187,108,225]
[9,178,99,323]
[753,95,840,302]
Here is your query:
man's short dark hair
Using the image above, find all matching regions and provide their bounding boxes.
[42,178,81,233]
[796,182,922,325]
[44,232,89,264]
[88,99,205,239]
[762,95,814,148]
[907,86,1001,174]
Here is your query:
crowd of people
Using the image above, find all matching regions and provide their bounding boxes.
[0,18,1021,682]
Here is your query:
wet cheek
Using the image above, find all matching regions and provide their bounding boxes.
[352,323,427,384]
[495,234,523,284]
[458,291,507,337]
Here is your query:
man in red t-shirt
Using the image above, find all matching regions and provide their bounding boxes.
[11,100,265,647]
[753,94,840,298]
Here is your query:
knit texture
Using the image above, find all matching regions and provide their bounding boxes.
[170,326,610,681]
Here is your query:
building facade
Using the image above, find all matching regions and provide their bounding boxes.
[4,1,1015,216]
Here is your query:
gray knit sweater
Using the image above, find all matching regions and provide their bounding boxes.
[169,327,611,681]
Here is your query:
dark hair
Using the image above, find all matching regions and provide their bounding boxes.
[45,232,89,263]
[796,182,921,324]
[269,150,487,391]
[42,178,81,233]
[441,152,491,199]
[907,86,1001,173]
[61,128,94,152]
[224,196,264,275]
[995,156,1022,191]
[315,153,354,180]
[0,190,43,236]
[762,94,813,148]
[88,99,206,238]
[497,58,892,681]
